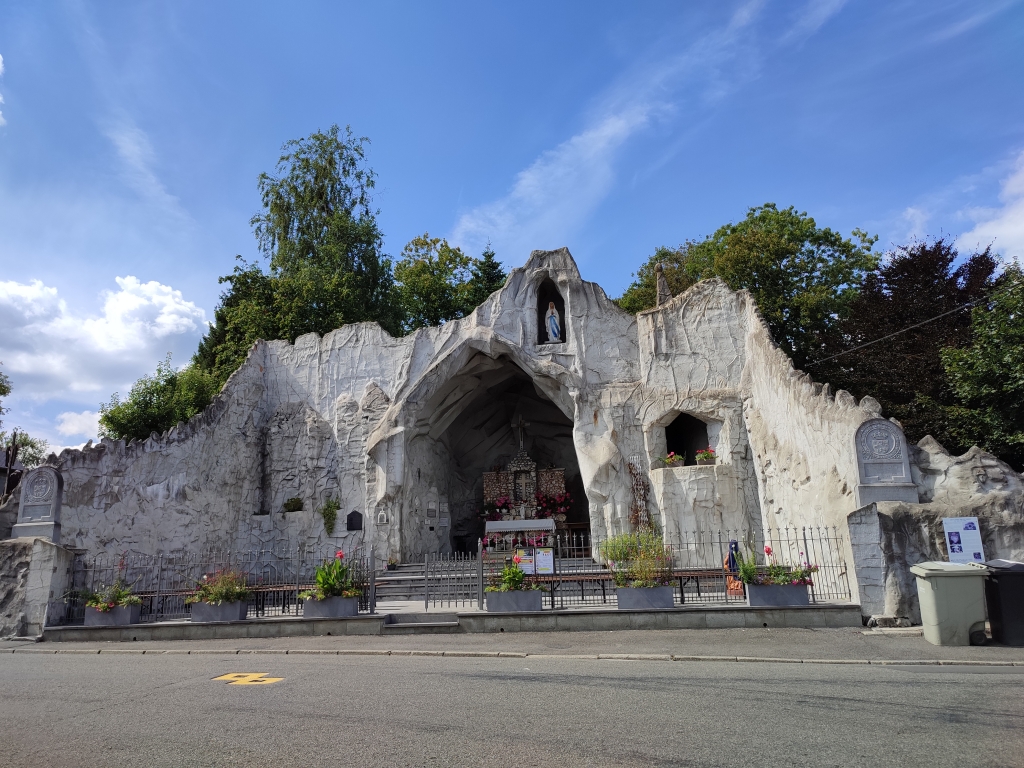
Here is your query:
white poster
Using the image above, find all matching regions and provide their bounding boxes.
[942,517,985,564]
[535,548,554,575]
[515,549,535,574]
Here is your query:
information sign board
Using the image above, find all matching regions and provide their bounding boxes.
[942,517,985,564]
[535,548,554,575]
[515,549,536,574]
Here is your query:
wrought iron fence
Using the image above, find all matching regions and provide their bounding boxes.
[47,543,375,627]
[424,527,851,611]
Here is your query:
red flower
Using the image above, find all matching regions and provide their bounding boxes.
[512,554,522,565]
[764,545,773,556]
[335,551,344,560]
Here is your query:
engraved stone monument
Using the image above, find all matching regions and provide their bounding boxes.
[12,466,63,543]
[854,418,919,506]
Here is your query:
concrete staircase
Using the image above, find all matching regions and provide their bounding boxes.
[374,564,428,601]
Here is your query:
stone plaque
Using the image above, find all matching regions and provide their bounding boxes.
[854,418,918,507]
[12,466,63,543]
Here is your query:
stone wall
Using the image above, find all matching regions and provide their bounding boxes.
[0,538,74,637]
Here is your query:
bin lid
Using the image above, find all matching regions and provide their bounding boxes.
[910,561,989,578]
[984,559,1024,572]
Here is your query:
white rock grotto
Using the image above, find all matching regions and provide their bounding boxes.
[10,248,1023,623]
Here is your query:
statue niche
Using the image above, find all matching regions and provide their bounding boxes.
[536,279,565,345]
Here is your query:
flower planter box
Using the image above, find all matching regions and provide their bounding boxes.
[696,459,716,466]
[190,600,248,623]
[485,590,543,612]
[84,605,142,626]
[302,596,359,618]
[386,564,398,571]
[615,586,675,610]
[746,584,809,607]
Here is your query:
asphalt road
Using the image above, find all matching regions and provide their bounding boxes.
[2,651,1022,768]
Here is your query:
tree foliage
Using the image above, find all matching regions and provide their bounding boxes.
[617,204,878,368]
[0,362,10,428]
[934,266,1024,469]
[195,125,402,386]
[98,356,219,442]
[394,234,474,332]
[815,239,997,447]
[394,236,507,332]
[0,430,49,469]
[465,244,508,308]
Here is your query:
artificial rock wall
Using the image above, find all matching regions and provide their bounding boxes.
[23,247,1023,622]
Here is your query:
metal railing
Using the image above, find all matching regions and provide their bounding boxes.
[423,527,851,610]
[47,543,375,627]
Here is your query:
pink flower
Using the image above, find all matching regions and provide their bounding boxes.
[512,555,522,565]
[335,551,345,560]
[764,545,773,556]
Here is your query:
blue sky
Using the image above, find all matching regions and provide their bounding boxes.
[1,0,1023,450]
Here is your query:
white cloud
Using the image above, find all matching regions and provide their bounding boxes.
[956,150,1024,263]
[901,206,931,242]
[0,275,207,403]
[56,410,100,439]
[448,2,835,265]
[104,119,186,217]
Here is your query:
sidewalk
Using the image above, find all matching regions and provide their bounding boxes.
[5,626,1024,665]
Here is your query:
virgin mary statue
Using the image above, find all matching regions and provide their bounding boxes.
[545,302,562,344]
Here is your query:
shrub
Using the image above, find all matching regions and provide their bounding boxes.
[282,497,303,513]
[319,498,340,534]
[299,551,359,601]
[186,569,251,605]
[599,530,673,588]
[85,579,142,612]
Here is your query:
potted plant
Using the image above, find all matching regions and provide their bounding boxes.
[695,446,716,465]
[300,551,360,618]
[186,569,251,622]
[657,452,684,468]
[601,531,675,610]
[385,555,399,572]
[485,554,544,612]
[84,579,143,626]
[738,545,818,607]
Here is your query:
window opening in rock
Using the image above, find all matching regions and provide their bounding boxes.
[346,510,363,531]
[665,413,710,466]
[536,279,566,345]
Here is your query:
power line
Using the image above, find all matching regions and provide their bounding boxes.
[805,279,1019,368]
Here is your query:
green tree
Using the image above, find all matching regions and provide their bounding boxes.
[195,125,402,385]
[465,243,507,308]
[394,233,475,331]
[815,239,996,445]
[0,430,49,468]
[616,245,699,314]
[0,362,11,427]
[99,355,219,442]
[618,204,878,368]
[934,266,1024,469]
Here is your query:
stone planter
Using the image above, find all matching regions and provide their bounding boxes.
[190,600,248,623]
[302,596,359,618]
[696,458,716,466]
[485,590,543,612]
[746,583,809,607]
[84,604,142,626]
[616,586,675,610]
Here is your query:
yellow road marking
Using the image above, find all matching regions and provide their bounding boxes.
[213,673,284,685]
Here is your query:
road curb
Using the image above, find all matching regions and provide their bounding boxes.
[6,646,1024,666]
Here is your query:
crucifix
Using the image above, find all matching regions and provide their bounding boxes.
[512,414,530,452]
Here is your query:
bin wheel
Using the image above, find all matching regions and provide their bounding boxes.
[969,629,987,646]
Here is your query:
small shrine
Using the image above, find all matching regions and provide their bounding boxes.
[482,416,568,531]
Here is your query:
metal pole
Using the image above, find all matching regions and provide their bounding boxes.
[295,543,302,616]
[424,553,429,612]
[477,538,484,609]
[154,553,164,621]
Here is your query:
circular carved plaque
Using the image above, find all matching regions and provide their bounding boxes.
[28,471,54,502]
[858,421,901,461]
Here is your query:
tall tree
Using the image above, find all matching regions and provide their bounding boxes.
[0,362,10,428]
[465,243,507,308]
[99,355,219,442]
[617,204,878,368]
[394,233,474,331]
[935,265,1024,469]
[196,125,402,386]
[815,239,997,447]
